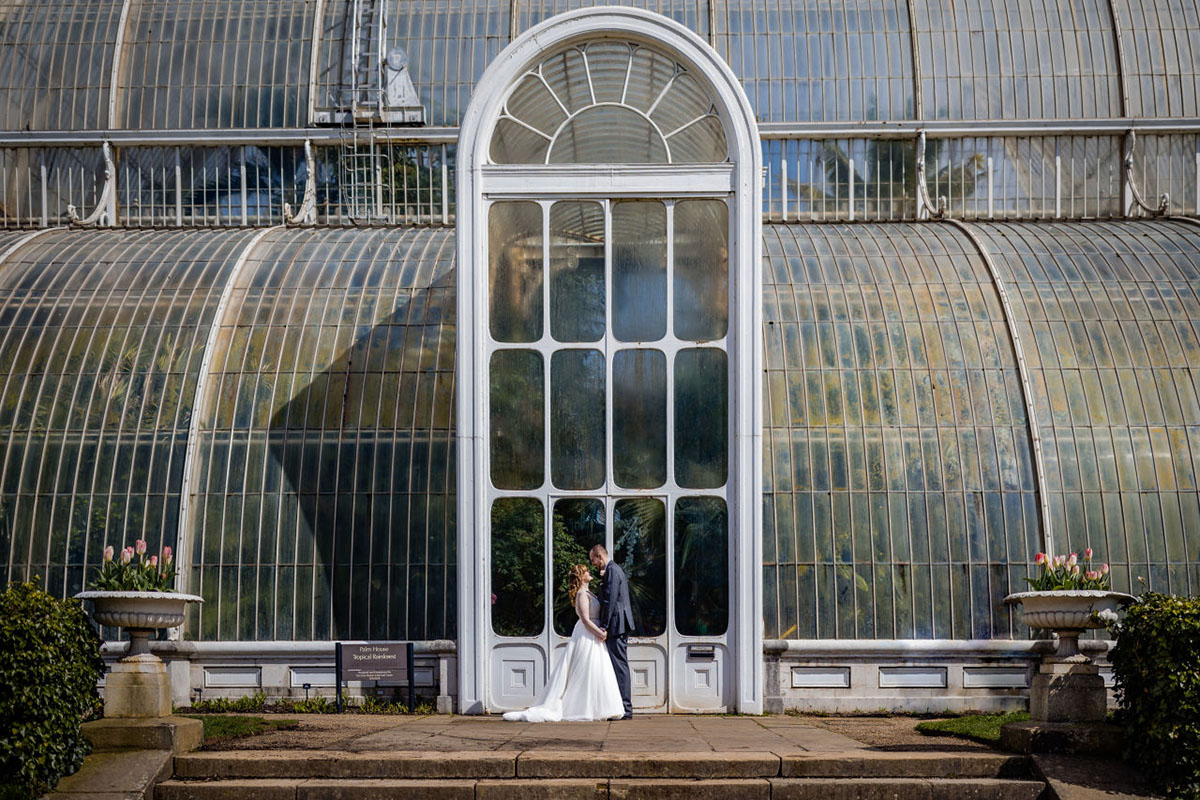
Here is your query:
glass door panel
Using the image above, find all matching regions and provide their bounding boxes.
[491,497,545,637]
[612,201,667,342]
[674,347,728,489]
[674,496,729,636]
[613,349,667,489]
[613,497,667,637]
[551,498,606,637]
[489,349,544,490]
[674,199,729,341]
[550,201,605,342]
[550,349,606,490]
[488,202,543,342]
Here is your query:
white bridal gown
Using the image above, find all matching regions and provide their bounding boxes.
[502,589,625,722]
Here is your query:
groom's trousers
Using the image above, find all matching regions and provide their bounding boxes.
[606,633,632,716]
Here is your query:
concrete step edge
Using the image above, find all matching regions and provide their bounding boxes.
[172,750,1029,781]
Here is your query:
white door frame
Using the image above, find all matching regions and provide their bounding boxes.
[456,6,762,714]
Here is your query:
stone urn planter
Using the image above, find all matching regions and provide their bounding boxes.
[1004,589,1134,727]
[1005,589,1134,663]
[76,590,202,718]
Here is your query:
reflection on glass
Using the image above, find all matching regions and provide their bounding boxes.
[491,497,545,637]
[490,349,543,489]
[550,201,605,342]
[613,202,667,342]
[614,497,666,637]
[674,497,728,636]
[552,498,605,636]
[551,349,605,490]
[489,201,543,342]
[675,348,728,488]
[613,349,667,488]
[674,200,728,340]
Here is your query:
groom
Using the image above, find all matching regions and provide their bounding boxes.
[590,544,634,719]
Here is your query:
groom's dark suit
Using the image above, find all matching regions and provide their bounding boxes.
[599,560,635,717]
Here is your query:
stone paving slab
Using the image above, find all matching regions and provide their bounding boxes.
[515,750,781,778]
[174,750,516,779]
[770,777,1045,800]
[48,748,172,799]
[475,779,609,799]
[781,751,1029,779]
[608,778,772,799]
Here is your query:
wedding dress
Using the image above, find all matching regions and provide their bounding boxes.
[502,589,625,722]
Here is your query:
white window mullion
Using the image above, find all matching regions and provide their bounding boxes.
[603,198,615,498]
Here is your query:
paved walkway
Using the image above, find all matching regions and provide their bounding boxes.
[203,713,975,754]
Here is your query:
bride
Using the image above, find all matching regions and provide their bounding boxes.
[502,564,625,722]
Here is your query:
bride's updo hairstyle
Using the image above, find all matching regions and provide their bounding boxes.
[567,564,590,604]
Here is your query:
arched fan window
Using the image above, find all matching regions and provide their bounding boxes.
[490,41,728,164]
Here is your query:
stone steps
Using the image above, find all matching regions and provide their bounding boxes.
[156,750,1047,799]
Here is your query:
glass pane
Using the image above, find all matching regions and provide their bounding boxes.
[675,348,728,489]
[551,349,605,490]
[491,497,545,637]
[612,202,667,342]
[674,200,729,341]
[548,106,669,163]
[550,201,605,342]
[674,496,728,636]
[490,349,544,489]
[614,497,666,637]
[552,498,605,636]
[489,201,543,342]
[613,349,667,488]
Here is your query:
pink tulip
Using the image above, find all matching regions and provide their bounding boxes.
[1071,563,1080,575]
[149,555,158,567]
[121,547,133,564]
[1100,563,1109,575]
[135,539,147,555]
[1034,552,1046,565]
[162,546,173,563]
[1068,553,1078,567]
[103,545,114,563]
[1084,547,1093,560]
[1054,555,1065,567]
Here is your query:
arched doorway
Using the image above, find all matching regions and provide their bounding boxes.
[456,7,762,714]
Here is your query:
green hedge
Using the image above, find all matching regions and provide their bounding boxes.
[1109,592,1200,799]
[0,581,104,800]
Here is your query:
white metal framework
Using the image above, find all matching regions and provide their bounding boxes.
[457,7,762,714]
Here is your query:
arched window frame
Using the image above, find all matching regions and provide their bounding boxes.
[456,7,762,714]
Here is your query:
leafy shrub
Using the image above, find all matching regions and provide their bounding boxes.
[1108,592,1200,799]
[189,691,267,713]
[275,695,337,714]
[0,581,104,799]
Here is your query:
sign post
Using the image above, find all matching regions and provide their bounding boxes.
[334,642,415,712]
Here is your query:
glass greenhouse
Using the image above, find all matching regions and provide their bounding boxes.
[1,0,1198,714]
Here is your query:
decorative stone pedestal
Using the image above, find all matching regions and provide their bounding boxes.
[1030,661,1107,723]
[104,653,173,718]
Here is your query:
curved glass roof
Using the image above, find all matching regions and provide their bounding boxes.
[974,219,1200,597]
[762,222,1036,640]
[188,227,454,641]
[0,0,123,131]
[914,0,1121,120]
[114,0,316,130]
[0,228,258,600]
[3,0,1200,132]
[3,220,1193,640]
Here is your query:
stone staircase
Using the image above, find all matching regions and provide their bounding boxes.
[155,749,1048,798]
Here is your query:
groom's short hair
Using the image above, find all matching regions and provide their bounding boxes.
[589,544,608,559]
